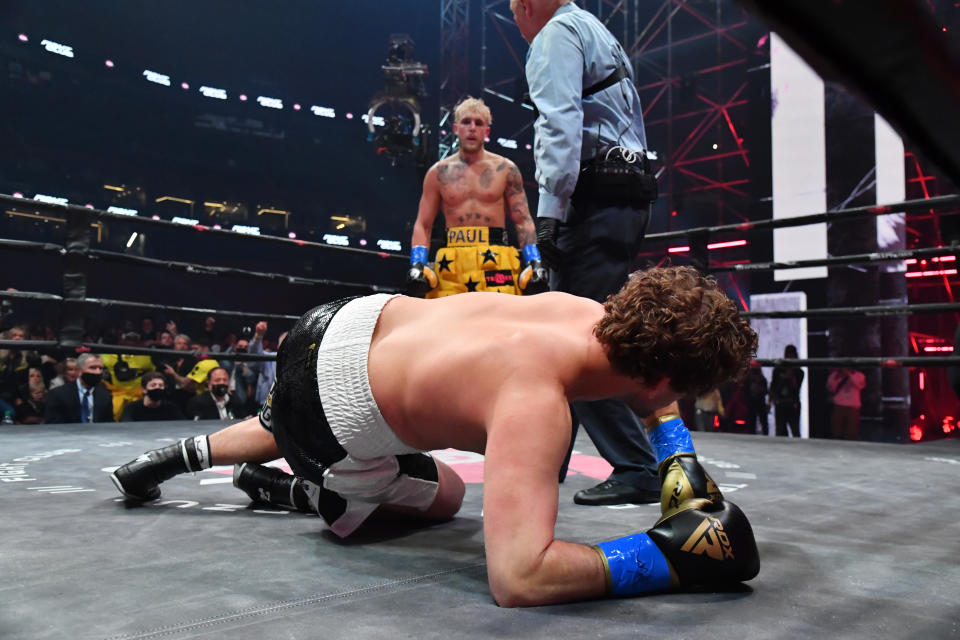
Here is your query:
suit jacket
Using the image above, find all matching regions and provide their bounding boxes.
[44,382,114,424]
[186,392,247,421]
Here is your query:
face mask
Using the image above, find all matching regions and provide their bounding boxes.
[145,388,166,402]
[211,384,229,397]
[81,371,102,387]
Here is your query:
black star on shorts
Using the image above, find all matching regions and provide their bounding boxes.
[480,249,498,265]
[437,255,454,272]
[465,277,480,292]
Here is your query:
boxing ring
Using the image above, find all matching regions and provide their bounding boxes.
[4,1,960,632]
[3,421,958,640]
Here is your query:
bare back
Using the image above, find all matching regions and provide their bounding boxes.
[367,292,606,453]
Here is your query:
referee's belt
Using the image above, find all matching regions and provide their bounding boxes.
[445,226,509,247]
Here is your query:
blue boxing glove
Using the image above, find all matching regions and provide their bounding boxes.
[406,245,438,297]
[594,498,760,597]
[518,244,549,295]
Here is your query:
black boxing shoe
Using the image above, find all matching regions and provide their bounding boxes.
[573,480,661,506]
[233,463,312,512]
[110,442,187,502]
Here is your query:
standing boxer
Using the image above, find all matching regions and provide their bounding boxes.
[407,97,548,297]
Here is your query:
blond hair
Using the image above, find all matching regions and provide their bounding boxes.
[454,97,492,126]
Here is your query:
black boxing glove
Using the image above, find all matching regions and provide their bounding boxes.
[518,244,550,295]
[534,217,562,271]
[647,414,722,514]
[406,246,438,298]
[594,498,760,596]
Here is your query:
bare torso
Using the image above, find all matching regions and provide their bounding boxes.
[434,151,513,228]
[367,292,610,453]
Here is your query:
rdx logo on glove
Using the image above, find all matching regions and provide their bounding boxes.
[680,516,735,561]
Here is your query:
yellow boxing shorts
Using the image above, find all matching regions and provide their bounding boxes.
[426,226,522,298]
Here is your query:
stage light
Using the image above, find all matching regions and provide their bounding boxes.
[18,34,28,43]
[362,114,386,127]
[365,34,428,162]
[377,239,402,251]
[231,225,260,235]
[181,82,190,90]
[239,94,248,101]
[151,215,160,220]
[293,103,301,111]
[712,143,718,150]
[497,138,518,149]
[41,39,73,58]
[525,144,532,150]
[288,231,296,239]
[311,106,335,118]
[34,194,68,205]
[105,59,114,68]
[257,96,283,109]
[909,425,923,441]
[125,232,138,249]
[200,86,227,99]
[143,70,171,86]
[107,206,138,216]
[12,192,23,198]
[171,217,199,225]
[346,112,354,119]
[322,233,350,246]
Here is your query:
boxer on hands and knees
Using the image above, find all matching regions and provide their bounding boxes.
[407,96,548,298]
[112,266,759,606]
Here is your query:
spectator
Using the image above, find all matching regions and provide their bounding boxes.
[186,367,247,420]
[45,353,114,423]
[48,357,79,390]
[120,371,185,422]
[248,321,287,409]
[221,337,256,415]
[743,363,770,435]
[14,367,47,424]
[693,387,724,432]
[826,367,867,440]
[102,331,155,420]
[140,316,158,347]
[770,344,804,437]
[0,326,28,419]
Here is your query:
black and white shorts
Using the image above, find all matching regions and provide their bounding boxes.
[261,294,439,538]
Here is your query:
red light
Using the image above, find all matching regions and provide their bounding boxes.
[707,239,748,250]
[735,419,745,425]
[671,210,678,217]
[239,94,248,101]
[919,371,925,390]
[293,104,301,111]
[105,59,115,68]
[181,82,189,90]
[909,425,923,441]
[668,245,690,254]
[18,34,28,42]
[905,268,958,278]
[713,415,719,428]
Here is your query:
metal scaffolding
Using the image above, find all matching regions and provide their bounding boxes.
[439,0,470,159]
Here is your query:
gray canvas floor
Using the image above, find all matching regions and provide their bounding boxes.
[2,420,959,640]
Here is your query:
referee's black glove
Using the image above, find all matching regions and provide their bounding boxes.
[535,217,562,271]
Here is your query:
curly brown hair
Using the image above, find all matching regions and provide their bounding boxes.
[594,266,757,396]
